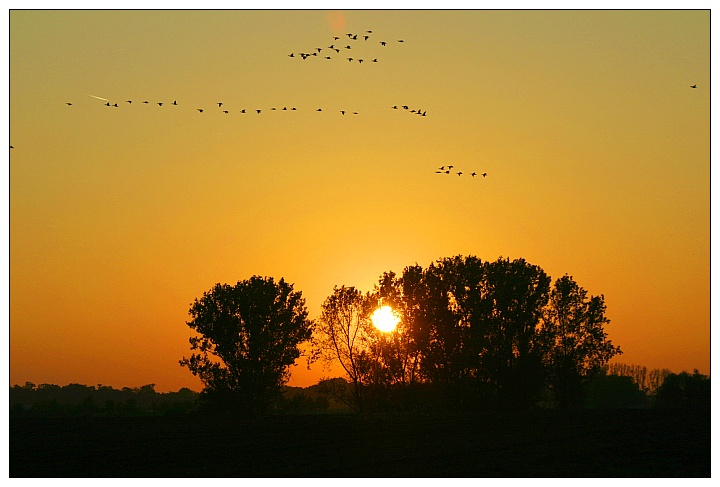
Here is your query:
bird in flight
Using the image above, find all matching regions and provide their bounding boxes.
[471,172,476,177]
[223,110,229,114]
[197,108,203,113]
[172,100,177,105]
[157,102,163,106]
[457,172,463,176]
[482,173,487,177]
[126,100,132,104]
[691,84,697,88]
[380,41,386,46]
[66,102,72,106]
[143,101,149,104]
[217,102,223,107]
[256,109,261,114]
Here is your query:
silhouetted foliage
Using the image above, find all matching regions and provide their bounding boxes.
[311,285,374,411]
[538,275,621,409]
[179,276,313,415]
[655,370,710,411]
[585,372,648,409]
[9,383,199,416]
[319,255,622,411]
[605,362,672,396]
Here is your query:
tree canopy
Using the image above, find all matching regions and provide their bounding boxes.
[179,276,313,415]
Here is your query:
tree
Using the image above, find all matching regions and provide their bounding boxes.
[179,276,313,415]
[655,370,710,411]
[538,275,621,408]
[368,271,422,388]
[311,285,374,411]
[473,257,551,409]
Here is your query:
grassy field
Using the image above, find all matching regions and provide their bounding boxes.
[10,409,710,477]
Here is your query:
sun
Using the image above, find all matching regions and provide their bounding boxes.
[371,305,400,332]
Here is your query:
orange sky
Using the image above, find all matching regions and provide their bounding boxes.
[7,9,710,392]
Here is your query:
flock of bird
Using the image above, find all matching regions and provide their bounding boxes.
[289,30,403,64]
[436,165,487,178]
[61,98,432,118]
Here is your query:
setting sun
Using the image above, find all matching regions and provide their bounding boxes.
[371,305,400,332]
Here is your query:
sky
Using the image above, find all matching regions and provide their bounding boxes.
[7,8,711,392]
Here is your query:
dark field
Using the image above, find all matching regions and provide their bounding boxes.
[10,409,710,477]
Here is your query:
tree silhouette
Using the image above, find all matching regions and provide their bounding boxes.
[473,257,551,409]
[655,370,710,411]
[368,271,422,387]
[311,285,374,411]
[179,276,313,415]
[538,275,621,409]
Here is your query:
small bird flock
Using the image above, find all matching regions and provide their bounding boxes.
[63,96,427,118]
[65,99,366,116]
[435,165,487,178]
[288,30,403,64]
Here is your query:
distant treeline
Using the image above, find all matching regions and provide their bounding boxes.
[10,364,709,416]
[9,383,198,416]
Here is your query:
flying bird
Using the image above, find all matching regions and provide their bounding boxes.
[372,59,378,62]
[392,105,398,109]
[364,36,369,41]
[66,102,73,105]
[317,108,322,111]
[457,172,463,176]
[143,101,149,104]
[157,102,163,106]
[471,172,476,177]
[197,108,203,113]
[256,109,261,114]
[482,173,487,177]
[691,84,697,88]
[241,109,246,113]
[223,110,229,114]
[340,110,346,115]
[172,100,177,105]
[380,41,386,46]
[126,100,132,104]
[217,102,223,107]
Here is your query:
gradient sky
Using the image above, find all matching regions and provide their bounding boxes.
[8,9,710,392]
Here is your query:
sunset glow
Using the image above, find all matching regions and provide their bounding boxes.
[7,10,709,392]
